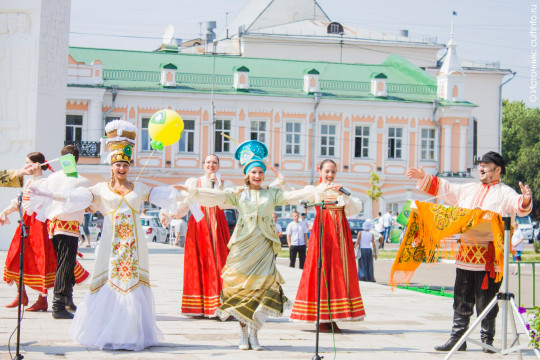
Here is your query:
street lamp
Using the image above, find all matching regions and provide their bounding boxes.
[210,39,218,154]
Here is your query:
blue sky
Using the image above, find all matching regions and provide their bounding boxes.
[70,0,534,106]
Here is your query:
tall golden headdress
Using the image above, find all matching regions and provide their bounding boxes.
[105,120,137,164]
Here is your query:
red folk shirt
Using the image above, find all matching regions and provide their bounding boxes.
[417,174,532,271]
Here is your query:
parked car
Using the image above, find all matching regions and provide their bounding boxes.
[347,218,365,241]
[276,217,293,247]
[87,222,101,242]
[144,209,160,219]
[89,212,103,230]
[223,209,238,236]
[516,215,534,243]
[140,215,169,243]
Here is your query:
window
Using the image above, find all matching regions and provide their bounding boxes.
[354,126,370,158]
[274,204,299,218]
[215,119,231,153]
[420,128,436,160]
[387,127,403,159]
[140,117,151,151]
[104,116,121,136]
[178,120,195,153]
[320,124,336,157]
[473,118,478,163]
[65,115,83,142]
[250,120,267,143]
[285,122,302,155]
[387,202,399,215]
[327,22,344,34]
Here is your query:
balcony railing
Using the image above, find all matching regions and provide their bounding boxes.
[64,140,101,158]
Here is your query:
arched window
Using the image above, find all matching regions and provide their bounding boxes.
[327,22,344,35]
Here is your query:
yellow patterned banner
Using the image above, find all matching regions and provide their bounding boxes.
[389,201,504,287]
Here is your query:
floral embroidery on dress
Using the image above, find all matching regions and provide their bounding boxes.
[109,212,140,292]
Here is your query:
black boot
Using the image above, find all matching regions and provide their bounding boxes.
[52,295,74,319]
[65,288,77,312]
[434,313,469,351]
[481,318,496,354]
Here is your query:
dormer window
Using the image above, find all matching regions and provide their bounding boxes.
[327,22,344,35]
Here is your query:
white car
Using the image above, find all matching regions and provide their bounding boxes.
[140,216,169,243]
[516,215,534,243]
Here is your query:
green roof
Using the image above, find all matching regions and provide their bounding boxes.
[233,65,250,72]
[370,72,387,79]
[160,63,177,70]
[68,47,475,106]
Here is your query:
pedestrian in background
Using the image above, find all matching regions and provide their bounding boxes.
[511,220,524,274]
[355,219,377,282]
[382,210,394,244]
[286,210,308,269]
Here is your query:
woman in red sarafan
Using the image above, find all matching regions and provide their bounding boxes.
[180,154,232,317]
[290,159,365,332]
[1,152,88,312]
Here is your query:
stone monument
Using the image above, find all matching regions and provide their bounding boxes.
[0,0,71,249]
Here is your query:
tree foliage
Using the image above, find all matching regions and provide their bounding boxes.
[366,168,383,218]
[502,100,540,218]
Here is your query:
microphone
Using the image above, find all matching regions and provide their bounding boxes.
[211,180,215,189]
[338,187,351,196]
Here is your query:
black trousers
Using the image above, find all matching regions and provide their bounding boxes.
[289,245,306,269]
[454,268,502,320]
[52,234,78,297]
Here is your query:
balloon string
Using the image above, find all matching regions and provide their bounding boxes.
[220,132,240,145]
[135,149,156,182]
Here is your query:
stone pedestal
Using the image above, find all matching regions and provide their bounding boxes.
[0,0,71,249]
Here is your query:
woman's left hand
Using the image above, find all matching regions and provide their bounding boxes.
[174,184,188,192]
[269,166,280,178]
[326,184,342,192]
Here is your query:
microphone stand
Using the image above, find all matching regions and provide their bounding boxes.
[302,200,338,360]
[15,192,27,360]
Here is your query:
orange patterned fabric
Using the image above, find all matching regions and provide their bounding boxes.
[47,219,79,238]
[389,201,505,287]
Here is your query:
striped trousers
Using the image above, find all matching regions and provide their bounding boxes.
[51,234,78,297]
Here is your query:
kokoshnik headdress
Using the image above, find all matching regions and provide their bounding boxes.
[234,140,269,174]
[105,120,137,164]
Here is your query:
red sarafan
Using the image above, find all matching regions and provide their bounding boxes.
[181,177,230,317]
[291,193,366,324]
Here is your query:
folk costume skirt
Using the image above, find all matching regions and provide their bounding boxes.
[215,228,289,329]
[3,214,57,293]
[181,206,230,317]
[290,205,366,323]
[4,213,89,293]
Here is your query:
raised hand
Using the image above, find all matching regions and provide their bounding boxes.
[174,184,188,192]
[269,166,280,178]
[406,166,425,180]
[19,163,39,176]
[519,182,533,208]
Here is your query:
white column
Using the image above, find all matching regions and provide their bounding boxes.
[459,126,467,173]
[443,125,452,174]
[87,97,103,142]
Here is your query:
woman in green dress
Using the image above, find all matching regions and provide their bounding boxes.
[178,140,333,351]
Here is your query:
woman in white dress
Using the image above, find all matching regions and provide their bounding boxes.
[30,120,179,351]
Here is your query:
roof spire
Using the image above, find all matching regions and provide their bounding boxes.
[439,10,463,76]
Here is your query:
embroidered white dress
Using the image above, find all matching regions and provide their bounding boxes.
[68,182,177,351]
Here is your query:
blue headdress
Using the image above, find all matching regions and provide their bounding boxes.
[234,140,269,174]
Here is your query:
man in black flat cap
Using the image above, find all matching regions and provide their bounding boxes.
[407,151,533,354]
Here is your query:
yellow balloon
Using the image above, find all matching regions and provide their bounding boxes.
[148,109,184,146]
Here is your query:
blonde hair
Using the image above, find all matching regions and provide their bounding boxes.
[243,174,250,186]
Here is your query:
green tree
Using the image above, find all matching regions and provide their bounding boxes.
[366,168,383,218]
[502,100,540,219]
